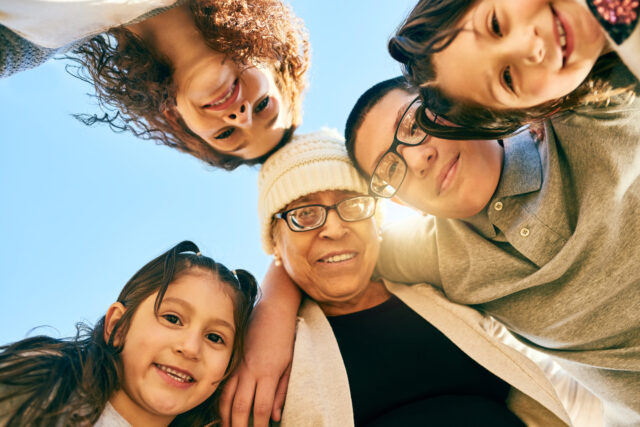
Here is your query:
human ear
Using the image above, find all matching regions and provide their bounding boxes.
[104,302,126,346]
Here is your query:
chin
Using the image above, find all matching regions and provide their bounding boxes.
[451,201,488,219]
[146,397,189,416]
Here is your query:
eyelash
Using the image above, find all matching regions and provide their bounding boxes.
[162,313,182,325]
[162,314,226,344]
[207,333,224,344]
[503,66,515,92]
[255,96,270,113]
[215,128,235,140]
[491,10,502,37]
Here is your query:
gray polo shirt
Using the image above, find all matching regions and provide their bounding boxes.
[377,100,640,426]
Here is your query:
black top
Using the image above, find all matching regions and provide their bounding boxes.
[327,295,524,427]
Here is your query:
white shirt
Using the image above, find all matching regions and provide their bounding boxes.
[0,0,177,48]
[94,401,131,427]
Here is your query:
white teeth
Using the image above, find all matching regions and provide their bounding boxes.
[554,16,567,50]
[211,81,236,106]
[321,253,356,263]
[156,364,194,383]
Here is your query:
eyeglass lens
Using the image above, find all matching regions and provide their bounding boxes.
[371,99,428,198]
[396,101,427,144]
[371,153,406,198]
[287,196,375,231]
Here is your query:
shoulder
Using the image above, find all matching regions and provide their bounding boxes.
[0,24,66,78]
[579,0,640,78]
[583,0,639,45]
[551,93,640,141]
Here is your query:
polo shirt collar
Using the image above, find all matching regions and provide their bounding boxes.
[493,131,542,200]
[463,131,542,237]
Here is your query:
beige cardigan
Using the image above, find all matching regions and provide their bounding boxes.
[279,280,602,427]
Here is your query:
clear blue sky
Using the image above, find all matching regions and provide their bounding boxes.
[0,0,418,344]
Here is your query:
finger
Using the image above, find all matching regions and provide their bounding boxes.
[219,374,239,427]
[231,375,257,427]
[252,379,278,427]
[271,362,292,422]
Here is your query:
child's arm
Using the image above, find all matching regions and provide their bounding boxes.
[219,261,301,427]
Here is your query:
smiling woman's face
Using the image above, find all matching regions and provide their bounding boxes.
[272,190,380,313]
[131,3,292,160]
[432,0,605,110]
[174,61,290,160]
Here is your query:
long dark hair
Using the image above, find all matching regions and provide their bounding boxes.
[67,0,309,170]
[389,0,639,140]
[0,241,258,426]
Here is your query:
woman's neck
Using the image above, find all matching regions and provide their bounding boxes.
[321,280,391,316]
[125,3,205,71]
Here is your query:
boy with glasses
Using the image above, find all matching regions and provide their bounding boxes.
[343,76,640,425]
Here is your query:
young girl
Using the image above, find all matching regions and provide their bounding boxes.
[0,0,309,169]
[0,240,258,426]
[389,0,640,138]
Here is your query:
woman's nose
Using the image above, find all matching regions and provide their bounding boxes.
[225,100,252,127]
[318,210,348,240]
[400,143,437,178]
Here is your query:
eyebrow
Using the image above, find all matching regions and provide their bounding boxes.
[161,297,236,331]
[287,195,314,208]
[265,111,279,130]
[229,139,248,154]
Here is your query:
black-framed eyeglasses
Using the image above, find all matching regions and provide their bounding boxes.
[274,196,376,232]
[370,96,429,198]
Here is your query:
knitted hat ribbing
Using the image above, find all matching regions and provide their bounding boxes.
[258,128,368,254]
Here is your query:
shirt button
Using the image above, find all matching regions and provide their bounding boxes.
[494,202,503,211]
[520,228,530,237]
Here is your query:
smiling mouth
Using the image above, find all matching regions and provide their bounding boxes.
[551,7,568,65]
[154,363,195,383]
[204,79,239,110]
[319,253,357,263]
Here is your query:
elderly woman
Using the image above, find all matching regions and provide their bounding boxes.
[246,129,598,426]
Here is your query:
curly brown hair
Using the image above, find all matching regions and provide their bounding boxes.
[68,0,309,170]
[389,0,639,140]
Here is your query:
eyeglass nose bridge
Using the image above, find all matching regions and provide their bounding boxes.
[304,203,347,230]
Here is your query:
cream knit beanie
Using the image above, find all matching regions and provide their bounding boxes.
[258,128,369,254]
